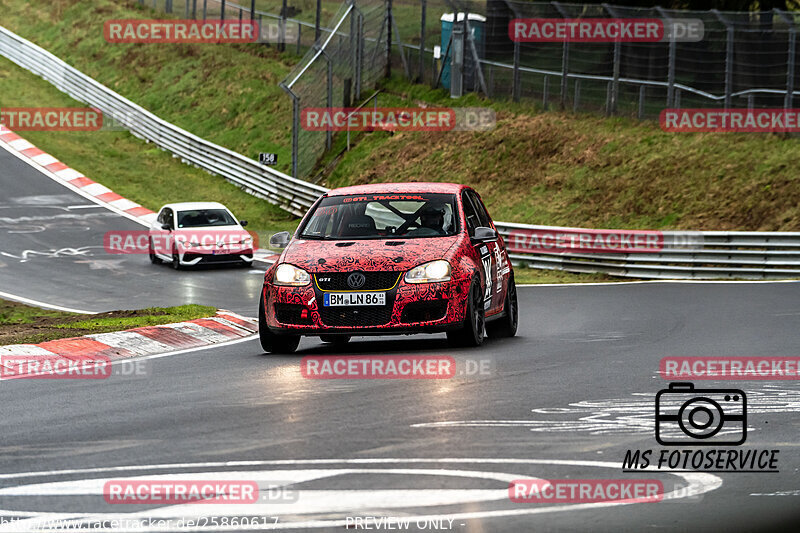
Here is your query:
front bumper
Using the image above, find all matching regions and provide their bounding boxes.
[179,248,254,265]
[263,276,471,335]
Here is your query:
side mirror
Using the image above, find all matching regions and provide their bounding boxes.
[472,226,497,242]
[269,231,290,249]
[161,223,171,231]
[240,220,248,227]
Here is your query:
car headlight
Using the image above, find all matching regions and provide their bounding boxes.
[239,237,253,246]
[274,263,311,286]
[404,260,451,284]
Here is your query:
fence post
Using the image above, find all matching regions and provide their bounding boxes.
[552,2,570,108]
[713,10,733,109]
[419,0,427,82]
[451,20,465,98]
[638,85,645,119]
[165,0,172,14]
[542,75,549,110]
[280,0,287,52]
[316,0,322,42]
[192,0,197,19]
[656,7,675,107]
[464,17,489,96]
[297,23,302,54]
[280,83,300,178]
[356,11,364,98]
[250,0,256,20]
[512,40,520,102]
[603,4,621,115]
[221,0,226,20]
[325,51,333,150]
[203,0,207,20]
[386,0,392,79]
[185,1,189,17]
[675,88,681,109]
[573,78,580,112]
[776,9,796,110]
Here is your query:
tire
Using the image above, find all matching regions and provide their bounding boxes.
[258,295,300,354]
[447,276,485,347]
[486,274,518,339]
[171,246,182,270]
[148,239,161,264]
[320,335,351,346]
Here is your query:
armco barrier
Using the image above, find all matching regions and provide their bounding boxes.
[1,25,798,280]
[0,26,327,217]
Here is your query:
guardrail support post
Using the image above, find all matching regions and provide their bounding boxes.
[573,78,580,112]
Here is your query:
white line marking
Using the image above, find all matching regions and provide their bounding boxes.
[0,140,148,227]
[0,289,97,314]
[0,458,722,531]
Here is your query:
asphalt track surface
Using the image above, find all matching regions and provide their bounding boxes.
[1,143,800,532]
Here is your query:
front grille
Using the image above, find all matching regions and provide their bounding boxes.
[315,271,401,291]
[319,306,393,327]
[401,300,448,323]
[275,303,311,325]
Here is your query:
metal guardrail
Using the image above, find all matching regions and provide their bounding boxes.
[0,25,327,218]
[1,24,798,280]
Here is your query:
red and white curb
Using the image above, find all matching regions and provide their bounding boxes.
[0,124,157,225]
[0,310,257,379]
[0,124,278,264]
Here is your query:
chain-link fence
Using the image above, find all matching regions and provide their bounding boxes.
[126,0,800,179]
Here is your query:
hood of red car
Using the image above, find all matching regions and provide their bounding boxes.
[281,236,460,272]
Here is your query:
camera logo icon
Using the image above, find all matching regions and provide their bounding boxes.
[655,382,747,446]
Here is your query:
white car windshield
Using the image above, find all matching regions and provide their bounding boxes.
[177,209,237,228]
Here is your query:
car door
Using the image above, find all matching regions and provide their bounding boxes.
[468,190,510,314]
[461,191,500,314]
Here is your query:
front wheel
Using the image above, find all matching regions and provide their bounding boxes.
[258,295,300,354]
[447,276,485,347]
[486,274,518,338]
[148,239,161,264]
[171,246,182,270]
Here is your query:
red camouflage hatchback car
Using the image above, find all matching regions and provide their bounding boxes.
[259,183,518,353]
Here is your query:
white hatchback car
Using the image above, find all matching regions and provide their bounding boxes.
[149,202,254,269]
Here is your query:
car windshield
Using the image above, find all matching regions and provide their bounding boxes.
[299,193,459,240]
[176,209,237,228]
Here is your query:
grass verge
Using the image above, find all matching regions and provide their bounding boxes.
[0,299,216,345]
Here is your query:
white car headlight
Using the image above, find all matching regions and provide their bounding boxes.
[404,260,451,284]
[274,263,311,286]
[240,237,253,246]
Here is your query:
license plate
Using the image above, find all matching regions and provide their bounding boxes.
[213,249,230,255]
[324,292,385,307]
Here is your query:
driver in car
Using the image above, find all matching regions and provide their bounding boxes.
[411,204,447,236]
